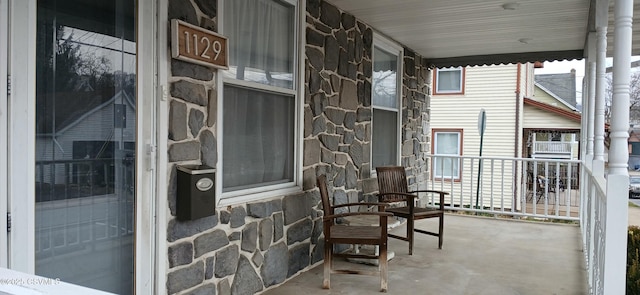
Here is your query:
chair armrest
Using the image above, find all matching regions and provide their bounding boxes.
[323,211,393,221]
[331,202,390,210]
[409,190,448,210]
[409,190,449,196]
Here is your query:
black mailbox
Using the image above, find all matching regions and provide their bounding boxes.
[176,165,216,221]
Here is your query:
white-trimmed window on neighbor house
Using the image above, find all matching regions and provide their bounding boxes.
[371,36,402,171]
[220,0,298,198]
[432,129,462,180]
[434,66,464,94]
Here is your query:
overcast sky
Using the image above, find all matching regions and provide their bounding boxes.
[534,57,640,104]
[534,59,586,103]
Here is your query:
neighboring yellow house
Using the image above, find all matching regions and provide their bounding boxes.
[525,80,581,160]
[429,63,581,210]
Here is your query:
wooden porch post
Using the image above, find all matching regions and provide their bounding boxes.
[604,0,633,293]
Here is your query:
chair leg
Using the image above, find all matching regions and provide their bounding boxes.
[379,242,388,292]
[438,215,444,249]
[407,218,415,255]
[323,242,331,289]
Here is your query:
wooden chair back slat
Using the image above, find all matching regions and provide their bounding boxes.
[376,166,409,203]
[317,174,333,216]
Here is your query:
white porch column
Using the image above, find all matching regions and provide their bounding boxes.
[588,59,596,157]
[594,18,607,162]
[607,2,633,175]
[604,0,633,293]
[581,33,596,246]
[585,32,596,159]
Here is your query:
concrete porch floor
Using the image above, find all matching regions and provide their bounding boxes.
[263,214,587,295]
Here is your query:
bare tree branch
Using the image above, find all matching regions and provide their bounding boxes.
[604,71,640,124]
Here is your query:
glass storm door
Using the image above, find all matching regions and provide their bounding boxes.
[34,0,136,293]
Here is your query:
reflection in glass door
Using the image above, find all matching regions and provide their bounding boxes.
[35,0,136,293]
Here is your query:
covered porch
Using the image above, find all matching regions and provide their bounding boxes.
[309,0,637,293]
[266,214,587,295]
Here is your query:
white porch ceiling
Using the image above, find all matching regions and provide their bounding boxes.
[327,0,640,67]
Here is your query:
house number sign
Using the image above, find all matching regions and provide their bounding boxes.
[171,19,228,69]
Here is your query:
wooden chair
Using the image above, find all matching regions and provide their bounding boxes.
[375,166,448,255]
[317,175,393,292]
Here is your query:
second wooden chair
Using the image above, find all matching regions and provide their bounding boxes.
[376,166,448,255]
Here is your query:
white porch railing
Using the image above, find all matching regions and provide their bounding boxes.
[34,159,135,258]
[423,155,581,221]
[533,142,572,155]
[580,161,607,295]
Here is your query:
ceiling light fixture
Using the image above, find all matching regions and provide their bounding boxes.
[502,2,520,10]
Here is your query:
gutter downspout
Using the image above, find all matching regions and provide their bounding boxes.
[515,63,522,158]
[515,63,522,209]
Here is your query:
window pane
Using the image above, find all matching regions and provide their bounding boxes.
[435,133,459,155]
[633,143,640,155]
[35,1,136,293]
[223,85,295,191]
[223,0,295,89]
[434,132,460,178]
[372,47,397,109]
[372,109,397,168]
[437,69,462,92]
[535,133,547,141]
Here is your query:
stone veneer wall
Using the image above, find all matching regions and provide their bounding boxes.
[163,0,432,294]
[302,0,374,208]
[401,49,432,191]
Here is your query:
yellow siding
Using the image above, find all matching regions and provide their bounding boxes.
[532,86,574,111]
[523,105,581,129]
[430,64,522,208]
[431,64,519,158]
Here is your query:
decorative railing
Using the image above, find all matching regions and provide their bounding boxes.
[34,158,134,258]
[580,162,607,294]
[533,142,573,154]
[423,155,581,221]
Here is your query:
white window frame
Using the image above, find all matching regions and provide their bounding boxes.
[370,33,403,174]
[433,130,462,180]
[434,66,464,94]
[217,0,304,205]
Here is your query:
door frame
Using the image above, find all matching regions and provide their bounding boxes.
[6,1,158,293]
[7,0,36,273]
[137,0,159,294]
[0,0,9,269]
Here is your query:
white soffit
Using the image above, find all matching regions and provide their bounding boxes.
[328,0,592,66]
